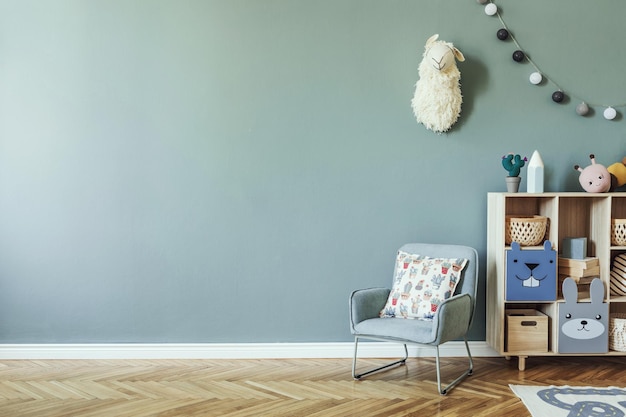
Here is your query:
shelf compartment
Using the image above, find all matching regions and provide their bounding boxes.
[506,309,549,353]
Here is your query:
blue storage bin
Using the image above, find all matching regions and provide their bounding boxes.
[506,240,556,301]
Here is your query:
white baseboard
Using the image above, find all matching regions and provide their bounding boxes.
[0,341,499,360]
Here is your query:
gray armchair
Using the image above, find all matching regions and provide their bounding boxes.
[349,243,479,395]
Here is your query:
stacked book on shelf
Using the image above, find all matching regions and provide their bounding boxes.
[558,257,600,285]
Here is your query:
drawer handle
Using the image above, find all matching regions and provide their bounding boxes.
[521,321,537,326]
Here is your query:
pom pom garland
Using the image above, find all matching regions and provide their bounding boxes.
[552,91,565,103]
[485,3,497,15]
[478,1,625,121]
[604,107,617,120]
[497,28,509,40]
[529,72,542,85]
[576,102,589,116]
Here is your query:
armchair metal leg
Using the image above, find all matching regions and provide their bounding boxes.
[435,337,474,395]
[352,336,409,380]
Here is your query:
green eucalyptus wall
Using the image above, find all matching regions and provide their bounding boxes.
[0,0,625,343]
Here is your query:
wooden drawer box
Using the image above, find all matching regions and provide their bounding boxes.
[506,309,548,353]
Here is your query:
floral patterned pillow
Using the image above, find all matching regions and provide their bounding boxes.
[379,251,468,320]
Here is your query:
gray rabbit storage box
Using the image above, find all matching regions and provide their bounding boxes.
[558,277,608,354]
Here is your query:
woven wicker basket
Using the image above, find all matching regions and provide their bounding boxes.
[611,219,626,246]
[505,215,547,246]
[609,313,626,351]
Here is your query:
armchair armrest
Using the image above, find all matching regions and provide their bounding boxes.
[431,293,473,344]
[349,287,390,331]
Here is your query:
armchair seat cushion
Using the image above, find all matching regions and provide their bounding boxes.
[354,317,435,344]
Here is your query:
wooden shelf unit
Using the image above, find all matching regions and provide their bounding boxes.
[486,192,626,370]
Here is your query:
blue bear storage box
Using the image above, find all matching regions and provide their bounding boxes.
[506,240,557,301]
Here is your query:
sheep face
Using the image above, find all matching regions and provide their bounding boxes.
[422,34,465,75]
[424,42,462,74]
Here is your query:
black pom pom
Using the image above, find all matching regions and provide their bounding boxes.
[497,29,509,40]
[552,91,565,103]
[512,50,525,62]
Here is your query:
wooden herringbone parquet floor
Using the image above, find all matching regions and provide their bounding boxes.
[0,355,625,416]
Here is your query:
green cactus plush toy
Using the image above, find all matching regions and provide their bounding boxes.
[502,153,527,177]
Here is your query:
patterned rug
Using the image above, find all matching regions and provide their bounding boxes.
[510,385,626,417]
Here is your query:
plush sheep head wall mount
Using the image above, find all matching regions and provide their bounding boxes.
[411,34,465,134]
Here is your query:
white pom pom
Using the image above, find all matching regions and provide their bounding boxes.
[485,3,497,15]
[604,107,617,120]
[529,72,542,85]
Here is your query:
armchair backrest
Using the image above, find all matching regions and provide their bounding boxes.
[397,242,479,315]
